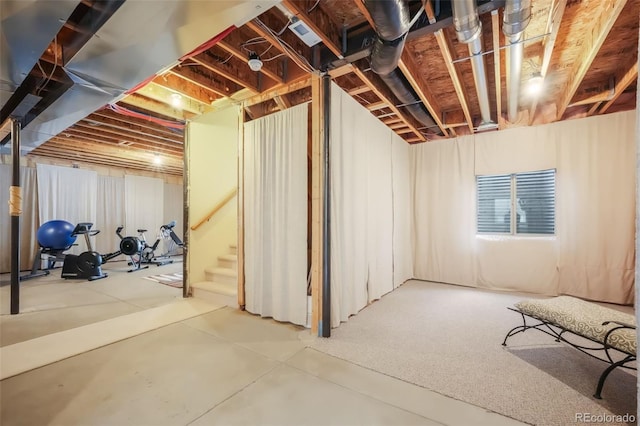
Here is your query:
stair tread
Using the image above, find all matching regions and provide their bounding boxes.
[191,281,237,296]
[204,267,237,276]
[218,254,237,261]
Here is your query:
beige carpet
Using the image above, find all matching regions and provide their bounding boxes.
[311,280,637,426]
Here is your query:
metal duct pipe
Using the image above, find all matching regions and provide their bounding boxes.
[363,0,440,134]
[503,0,531,122]
[452,0,492,125]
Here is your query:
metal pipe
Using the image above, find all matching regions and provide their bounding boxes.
[503,0,531,122]
[321,74,331,338]
[10,118,21,314]
[452,0,493,125]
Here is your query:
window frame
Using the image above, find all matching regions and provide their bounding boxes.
[476,169,556,237]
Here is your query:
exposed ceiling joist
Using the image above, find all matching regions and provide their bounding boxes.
[91,111,182,141]
[151,74,218,106]
[555,0,627,120]
[435,30,475,133]
[423,0,437,24]
[119,94,194,121]
[529,0,567,123]
[599,61,638,113]
[244,76,311,107]
[191,53,260,93]
[168,67,238,99]
[398,55,449,137]
[351,66,426,142]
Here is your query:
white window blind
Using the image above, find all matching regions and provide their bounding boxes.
[477,169,555,235]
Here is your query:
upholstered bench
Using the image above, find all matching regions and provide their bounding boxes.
[502,296,636,399]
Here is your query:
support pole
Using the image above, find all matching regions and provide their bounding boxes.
[321,74,331,337]
[182,123,190,298]
[10,118,21,314]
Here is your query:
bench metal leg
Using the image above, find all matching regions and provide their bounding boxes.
[593,357,633,399]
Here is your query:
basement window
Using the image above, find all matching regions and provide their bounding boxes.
[476,169,556,235]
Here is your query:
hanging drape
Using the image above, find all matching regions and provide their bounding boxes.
[0,166,39,272]
[95,176,125,258]
[392,135,413,288]
[36,164,98,254]
[124,175,164,242]
[410,136,477,287]
[329,82,405,327]
[410,111,635,305]
[243,103,308,326]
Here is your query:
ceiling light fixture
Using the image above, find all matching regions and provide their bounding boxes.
[170,93,182,107]
[248,52,263,72]
[526,73,544,97]
[153,153,162,165]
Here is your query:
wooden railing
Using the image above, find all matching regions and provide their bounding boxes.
[190,188,237,231]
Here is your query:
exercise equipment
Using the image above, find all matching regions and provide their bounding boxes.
[102,225,172,272]
[157,220,183,257]
[61,223,107,281]
[20,220,77,281]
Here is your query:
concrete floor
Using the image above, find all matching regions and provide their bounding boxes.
[0,307,525,426]
[0,259,183,346]
[1,260,526,425]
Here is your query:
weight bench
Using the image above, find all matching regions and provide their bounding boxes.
[502,296,636,399]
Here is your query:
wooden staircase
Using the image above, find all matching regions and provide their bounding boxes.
[190,244,238,307]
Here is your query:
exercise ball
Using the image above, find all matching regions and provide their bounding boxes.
[37,220,77,249]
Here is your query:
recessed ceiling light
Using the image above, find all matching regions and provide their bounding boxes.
[153,153,162,165]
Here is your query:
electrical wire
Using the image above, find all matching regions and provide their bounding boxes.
[106,104,186,130]
[307,0,320,13]
[254,18,315,73]
[36,36,58,96]
[408,5,425,29]
[261,53,286,62]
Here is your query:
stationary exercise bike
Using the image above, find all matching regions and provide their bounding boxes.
[61,223,108,281]
[157,220,183,257]
[102,225,173,272]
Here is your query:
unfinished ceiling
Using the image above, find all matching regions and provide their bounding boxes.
[2,0,638,177]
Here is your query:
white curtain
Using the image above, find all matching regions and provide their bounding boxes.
[124,175,164,242]
[410,136,477,287]
[329,82,398,327]
[95,176,125,258]
[410,111,636,305]
[1,166,39,272]
[392,135,413,287]
[556,112,635,304]
[36,164,98,254]
[243,103,308,326]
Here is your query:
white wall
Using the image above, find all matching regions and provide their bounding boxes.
[187,106,239,284]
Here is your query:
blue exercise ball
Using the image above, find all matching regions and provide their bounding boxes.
[37,220,77,250]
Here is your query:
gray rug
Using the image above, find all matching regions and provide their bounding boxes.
[311,280,637,426]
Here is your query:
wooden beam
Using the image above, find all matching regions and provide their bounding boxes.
[91,110,183,140]
[599,61,638,113]
[274,94,291,110]
[71,123,182,153]
[328,65,354,78]
[282,0,343,58]
[152,74,218,105]
[190,52,260,93]
[348,85,371,96]
[423,0,437,24]
[587,102,602,116]
[244,76,311,107]
[491,9,503,127]
[119,94,195,121]
[351,65,426,141]
[352,0,374,27]
[310,73,324,335]
[366,100,387,111]
[169,67,239,98]
[398,52,449,136]
[555,0,627,120]
[529,0,566,124]
[442,110,468,128]
[136,82,210,115]
[435,29,474,132]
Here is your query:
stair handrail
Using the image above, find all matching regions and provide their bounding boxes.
[191,187,238,231]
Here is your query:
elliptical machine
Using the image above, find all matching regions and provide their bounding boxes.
[61,223,108,281]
